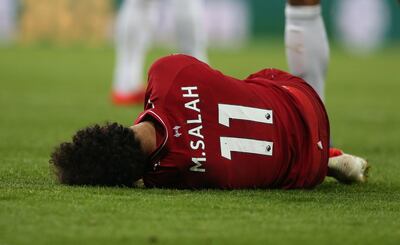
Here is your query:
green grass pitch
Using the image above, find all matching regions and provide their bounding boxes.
[1,41,399,245]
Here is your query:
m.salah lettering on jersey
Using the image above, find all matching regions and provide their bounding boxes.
[181,86,206,173]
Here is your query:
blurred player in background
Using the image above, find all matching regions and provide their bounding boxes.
[112,0,208,106]
[285,0,329,101]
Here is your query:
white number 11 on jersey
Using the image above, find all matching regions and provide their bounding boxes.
[218,104,274,160]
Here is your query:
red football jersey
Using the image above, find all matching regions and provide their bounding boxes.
[135,54,330,189]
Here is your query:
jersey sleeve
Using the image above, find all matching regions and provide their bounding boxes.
[144,54,208,110]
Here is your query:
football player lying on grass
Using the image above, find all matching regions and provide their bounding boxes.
[50,54,369,189]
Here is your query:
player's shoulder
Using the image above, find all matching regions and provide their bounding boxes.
[149,54,205,75]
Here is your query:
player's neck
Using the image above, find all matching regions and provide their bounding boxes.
[130,122,156,156]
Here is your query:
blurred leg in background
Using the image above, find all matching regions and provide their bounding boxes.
[112,0,208,106]
[284,0,329,101]
[172,0,208,63]
[112,0,159,105]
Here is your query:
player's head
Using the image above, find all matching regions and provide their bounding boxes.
[49,122,147,187]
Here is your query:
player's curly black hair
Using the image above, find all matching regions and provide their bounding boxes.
[49,122,147,187]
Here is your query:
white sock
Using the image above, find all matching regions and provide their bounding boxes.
[113,0,159,94]
[172,0,208,63]
[285,4,329,101]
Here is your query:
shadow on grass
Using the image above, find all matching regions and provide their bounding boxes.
[47,178,399,201]
[4,174,398,205]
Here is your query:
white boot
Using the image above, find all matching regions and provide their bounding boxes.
[328,153,369,184]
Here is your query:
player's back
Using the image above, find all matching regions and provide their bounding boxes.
[139,54,329,189]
